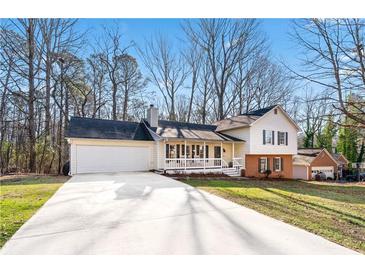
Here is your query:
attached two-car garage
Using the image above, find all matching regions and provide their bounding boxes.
[70,140,154,174]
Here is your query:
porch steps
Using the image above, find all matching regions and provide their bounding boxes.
[222,167,241,177]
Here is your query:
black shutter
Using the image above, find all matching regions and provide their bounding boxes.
[272,131,275,145]
[267,158,270,171]
[263,130,266,144]
[278,131,280,145]
[281,157,284,171]
[258,158,261,172]
[285,132,288,145]
[206,145,209,158]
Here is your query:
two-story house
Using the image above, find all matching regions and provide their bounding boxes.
[66,104,300,178]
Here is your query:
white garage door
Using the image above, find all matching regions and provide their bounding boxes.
[311,166,334,179]
[75,145,151,173]
[293,165,308,180]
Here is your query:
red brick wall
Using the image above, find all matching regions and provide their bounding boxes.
[308,150,338,179]
[245,154,293,179]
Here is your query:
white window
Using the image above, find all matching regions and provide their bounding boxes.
[273,157,282,171]
[263,130,274,145]
[278,131,286,145]
[259,157,268,173]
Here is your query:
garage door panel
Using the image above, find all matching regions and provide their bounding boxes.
[76,145,150,173]
[293,165,308,180]
[311,166,334,179]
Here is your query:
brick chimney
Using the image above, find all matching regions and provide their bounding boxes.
[147,104,158,128]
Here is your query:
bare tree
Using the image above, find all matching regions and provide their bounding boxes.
[195,55,214,124]
[138,34,188,120]
[87,53,107,118]
[291,18,365,127]
[118,54,147,121]
[297,90,330,148]
[97,25,129,120]
[183,44,202,122]
[182,19,266,120]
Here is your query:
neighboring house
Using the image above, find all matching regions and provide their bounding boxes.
[293,148,349,180]
[66,104,300,178]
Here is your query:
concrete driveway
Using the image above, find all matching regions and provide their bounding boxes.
[1,172,357,254]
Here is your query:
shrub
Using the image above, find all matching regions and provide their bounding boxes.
[264,169,272,178]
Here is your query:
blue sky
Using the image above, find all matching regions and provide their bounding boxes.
[76,19,303,97]
[77,18,299,66]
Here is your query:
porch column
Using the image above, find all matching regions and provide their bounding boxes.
[232,142,235,160]
[203,141,206,172]
[156,141,160,170]
[184,140,187,171]
[220,141,223,168]
[163,140,166,170]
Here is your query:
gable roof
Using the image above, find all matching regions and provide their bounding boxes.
[293,154,315,166]
[66,117,154,141]
[150,119,244,142]
[297,148,348,166]
[215,115,260,131]
[216,105,300,132]
[331,153,350,165]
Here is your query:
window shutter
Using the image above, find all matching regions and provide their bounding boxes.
[277,131,280,145]
[285,132,288,145]
[206,145,209,158]
[267,158,270,171]
[281,157,284,171]
[258,158,261,172]
[272,131,275,145]
[263,130,266,144]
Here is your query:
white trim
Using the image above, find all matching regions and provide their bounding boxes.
[273,157,281,171]
[259,157,268,173]
[251,105,301,131]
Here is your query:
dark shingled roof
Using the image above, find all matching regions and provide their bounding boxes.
[241,105,278,116]
[66,117,154,140]
[67,117,245,142]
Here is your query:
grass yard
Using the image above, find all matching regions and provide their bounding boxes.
[0,175,69,248]
[182,178,365,254]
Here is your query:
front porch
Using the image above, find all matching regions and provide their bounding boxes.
[161,140,244,173]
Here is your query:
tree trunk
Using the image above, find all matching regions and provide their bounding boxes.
[122,83,128,121]
[27,19,37,173]
[112,83,117,120]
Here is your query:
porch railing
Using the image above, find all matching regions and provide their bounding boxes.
[233,157,244,167]
[165,158,226,170]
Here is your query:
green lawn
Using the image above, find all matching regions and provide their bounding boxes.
[182,178,365,253]
[0,176,69,248]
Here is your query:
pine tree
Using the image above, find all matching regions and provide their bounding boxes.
[337,116,359,163]
[316,115,336,151]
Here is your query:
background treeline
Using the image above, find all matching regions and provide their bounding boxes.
[0,18,364,174]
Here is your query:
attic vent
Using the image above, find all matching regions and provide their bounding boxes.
[274,108,278,114]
